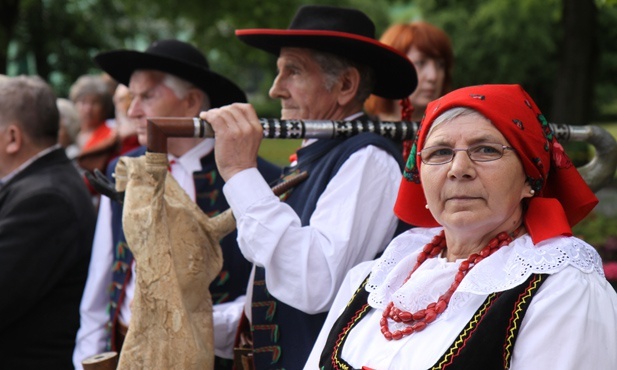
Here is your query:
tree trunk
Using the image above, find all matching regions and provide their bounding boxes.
[0,0,20,74]
[28,0,50,80]
[551,0,597,125]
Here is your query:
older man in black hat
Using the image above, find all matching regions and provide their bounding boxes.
[73,39,280,369]
[201,5,417,369]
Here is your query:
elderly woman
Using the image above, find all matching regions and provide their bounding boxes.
[306,84,617,369]
[69,74,119,175]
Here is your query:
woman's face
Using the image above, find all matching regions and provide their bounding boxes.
[75,93,105,130]
[420,113,532,237]
[407,46,446,113]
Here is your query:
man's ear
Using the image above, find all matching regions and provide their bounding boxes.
[336,67,361,107]
[3,124,22,154]
[186,88,210,116]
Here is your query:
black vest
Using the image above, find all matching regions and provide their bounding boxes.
[251,133,404,369]
[320,273,547,369]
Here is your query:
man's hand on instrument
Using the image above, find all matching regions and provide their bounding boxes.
[200,103,262,182]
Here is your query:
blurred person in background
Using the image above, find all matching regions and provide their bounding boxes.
[0,75,96,369]
[57,97,81,159]
[365,21,454,122]
[112,84,140,155]
[70,74,119,177]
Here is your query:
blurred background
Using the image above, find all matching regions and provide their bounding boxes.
[1,0,616,274]
[2,0,616,124]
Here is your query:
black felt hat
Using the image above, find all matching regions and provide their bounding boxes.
[94,39,246,108]
[235,5,417,100]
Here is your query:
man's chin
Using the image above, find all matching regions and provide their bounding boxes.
[280,109,301,120]
[137,134,148,146]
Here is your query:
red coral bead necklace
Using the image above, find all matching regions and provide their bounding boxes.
[380,227,523,341]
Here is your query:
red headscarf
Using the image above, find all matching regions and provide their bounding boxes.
[394,84,598,244]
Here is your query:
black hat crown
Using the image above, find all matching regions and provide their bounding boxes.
[235,5,418,99]
[94,39,246,108]
[145,39,210,70]
[288,5,375,39]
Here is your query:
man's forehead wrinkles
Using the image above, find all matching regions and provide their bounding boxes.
[131,83,159,97]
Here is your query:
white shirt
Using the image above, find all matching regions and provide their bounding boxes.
[223,121,402,320]
[73,139,241,366]
[305,228,617,369]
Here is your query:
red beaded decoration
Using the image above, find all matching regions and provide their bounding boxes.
[380,229,518,341]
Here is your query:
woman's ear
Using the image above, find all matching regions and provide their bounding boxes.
[521,180,535,200]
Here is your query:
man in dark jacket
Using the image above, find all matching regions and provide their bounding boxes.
[0,75,96,369]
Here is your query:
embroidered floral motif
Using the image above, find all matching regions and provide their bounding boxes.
[512,119,524,130]
[115,241,128,260]
[532,157,544,172]
[526,176,544,193]
[537,114,554,144]
[253,345,281,364]
[403,165,420,183]
[551,141,573,169]
[206,170,217,185]
[253,324,280,342]
[403,143,421,183]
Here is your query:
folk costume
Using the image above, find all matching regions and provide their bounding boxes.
[0,146,96,369]
[306,85,617,369]
[227,5,417,368]
[73,40,280,368]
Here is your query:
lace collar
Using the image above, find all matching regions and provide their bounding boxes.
[367,227,604,313]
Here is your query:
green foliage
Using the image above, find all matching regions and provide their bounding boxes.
[3,0,617,122]
[258,139,302,166]
[594,5,617,120]
[407,0,617,121]
[573,211,617,254]
[409,0,560,110]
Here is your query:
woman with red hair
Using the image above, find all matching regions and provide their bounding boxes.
[365,22,454,122]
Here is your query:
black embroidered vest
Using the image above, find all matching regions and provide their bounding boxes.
[251,132,404,369]
[319,273,548,369]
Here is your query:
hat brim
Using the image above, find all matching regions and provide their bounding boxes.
[94,50,246,108]
[236,29,417,100]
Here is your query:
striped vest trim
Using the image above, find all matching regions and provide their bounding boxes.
[320,274,547,370]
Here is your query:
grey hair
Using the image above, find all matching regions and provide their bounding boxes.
[56,98,80,142]
[0,75,59,145]
[68,74,114,119]
[429,107,488,136]
[162,73,211,111]
[311,50,375,104]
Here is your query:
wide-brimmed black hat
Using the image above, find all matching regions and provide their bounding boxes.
[93,39,246,108]
[235,5,417,100]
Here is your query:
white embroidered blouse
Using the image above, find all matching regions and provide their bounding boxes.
[305,227,617,369]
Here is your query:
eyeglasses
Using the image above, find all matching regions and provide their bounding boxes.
[419,143,516,165]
